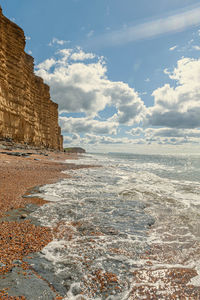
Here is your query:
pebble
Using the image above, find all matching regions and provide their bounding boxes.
[20,214,27,219]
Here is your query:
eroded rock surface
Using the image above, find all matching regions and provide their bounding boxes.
[0,7,63,150]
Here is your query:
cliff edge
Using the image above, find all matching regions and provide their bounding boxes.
[0,7,63,151]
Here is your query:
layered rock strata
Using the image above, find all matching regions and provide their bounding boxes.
[0,7,63,150]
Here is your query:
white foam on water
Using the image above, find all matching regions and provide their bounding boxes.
[65,153,112,166]
[41,239,69,264]
[29,152,200,298]
[189,261,200,286]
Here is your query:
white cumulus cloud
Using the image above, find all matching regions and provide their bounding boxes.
[70,48,96,61]
[59,116,117,135]
[146,57,200,129]
[35,48,145,125]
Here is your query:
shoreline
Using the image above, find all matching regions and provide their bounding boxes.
[1,150,200,299]
[0,149,93,299]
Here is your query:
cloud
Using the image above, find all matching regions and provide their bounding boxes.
[35,45,200,148]
[36,58,56,71]
[106,82,146,125]
[87,5,200,48]
[169,30,200,54]
[63,133,136,147]
[64,126,200,147]
[146,109,200,129]
[63,133,80,143]
[151,137,189,145]
[128,127,200,145]
[70,49,96,61]
[128,127,144,136]
[193,45,200,51]
[35,48,145,125]
[146,57,200,129]
[87,30,94,38]
[169,45,177,51]
[80,134,135,145]
[145,127,200,138]
[63,135,74,144]
[49,38,70,47]
[36,53,108,115]
[59,116,117,135]
[144,133,198,145]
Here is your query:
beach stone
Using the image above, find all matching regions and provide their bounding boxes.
[0,267,56,299]
[0,263,6,267]
[0,205,38,223]
[72,285,82,295]
[20,214,27,219]
[0,151,30,157]
[12,260,22,266]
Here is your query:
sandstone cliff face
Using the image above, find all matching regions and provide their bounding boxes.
[0,7,63,150]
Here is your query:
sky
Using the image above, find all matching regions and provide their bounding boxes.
[1,0,200,154]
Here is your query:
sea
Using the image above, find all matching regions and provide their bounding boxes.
[30,152,200,299]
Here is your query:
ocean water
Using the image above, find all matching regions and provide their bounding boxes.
[30,152,200,299]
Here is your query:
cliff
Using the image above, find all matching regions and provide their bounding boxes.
[64,147,86,153]
[0,7,63,150]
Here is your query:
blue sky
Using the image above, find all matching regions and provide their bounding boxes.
[1,0,200,153]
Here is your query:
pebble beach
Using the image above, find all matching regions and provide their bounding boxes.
[0,149,91,299]
[1,150,200,299]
